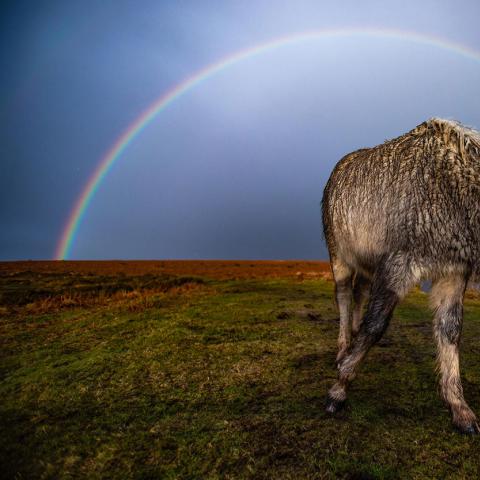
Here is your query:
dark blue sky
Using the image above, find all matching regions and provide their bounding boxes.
[1,1,480,260]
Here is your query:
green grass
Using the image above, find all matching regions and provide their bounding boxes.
[2,272,480,479]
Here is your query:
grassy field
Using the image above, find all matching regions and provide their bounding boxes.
[2,261,480,479]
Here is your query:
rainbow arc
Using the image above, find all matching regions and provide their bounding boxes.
[55,28,480,259]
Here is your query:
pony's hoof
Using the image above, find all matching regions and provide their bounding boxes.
[456,422,480,435]
[325,395,346,414]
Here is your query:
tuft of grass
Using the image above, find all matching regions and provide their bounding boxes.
[1,271,480,479]
[0,272,205,314]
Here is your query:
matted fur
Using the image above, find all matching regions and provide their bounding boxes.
[323,118,480,282]
[322,118,480,433]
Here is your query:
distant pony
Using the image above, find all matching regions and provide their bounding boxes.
[322,118,480,434]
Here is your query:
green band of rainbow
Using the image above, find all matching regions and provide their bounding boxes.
[55,27,480,259]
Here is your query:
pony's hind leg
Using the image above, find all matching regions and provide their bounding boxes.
[431,275,479,434]
[331,257,354,364]
[326,254,415,413]
[352,273,371,336]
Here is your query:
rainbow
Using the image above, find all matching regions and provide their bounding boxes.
[55,27,480,260]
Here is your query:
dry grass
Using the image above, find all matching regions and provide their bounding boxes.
[17,282,214,315]
[0,259,331,279]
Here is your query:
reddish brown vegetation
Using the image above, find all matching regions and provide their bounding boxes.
[0,260,331,279]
